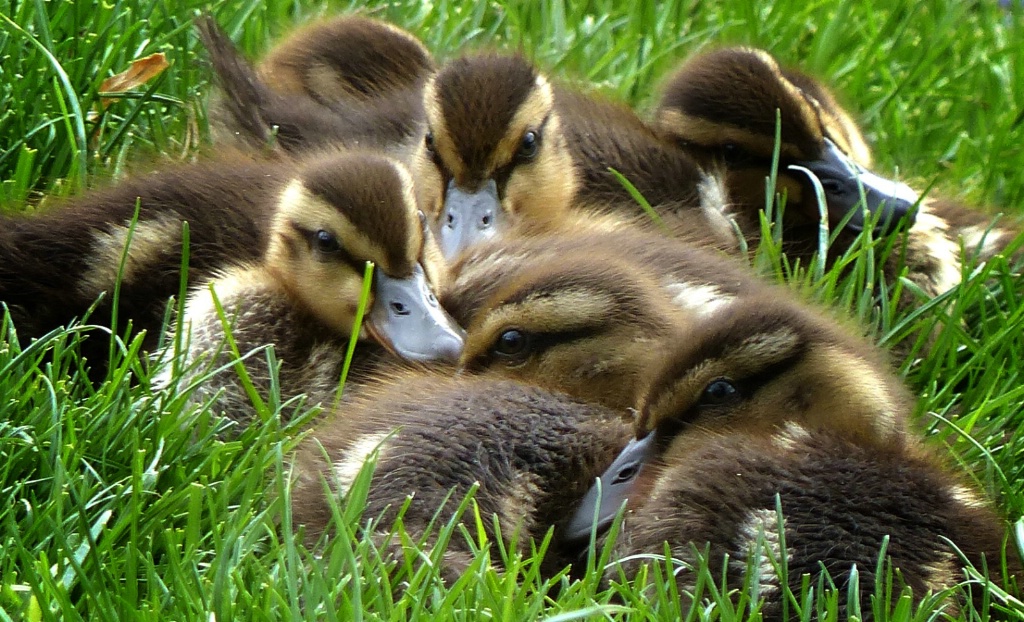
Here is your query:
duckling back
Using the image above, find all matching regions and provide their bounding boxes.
[0,156,289,377]
[291,371,631,581]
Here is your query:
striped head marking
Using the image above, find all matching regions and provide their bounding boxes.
[635,295,910,451]
[416,53,575,257]
[458,255,675,410]
[266,153,464,363]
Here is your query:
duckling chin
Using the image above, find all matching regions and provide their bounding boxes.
[568,424,1018,621]
[290,370,631,582]
[415,52,733,259]
[161,152,464,427]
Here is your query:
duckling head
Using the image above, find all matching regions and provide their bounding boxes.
[257,15,435,106]
[455,253,678,411]
[656,47,918,235]
[265,152,464,362]
[566,293,914,541]
[415,53,578,258]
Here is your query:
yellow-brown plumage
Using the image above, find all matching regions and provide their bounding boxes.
[161,151,463,426]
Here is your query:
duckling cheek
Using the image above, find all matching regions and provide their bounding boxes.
[438,178,504,258]
[368,263,466,363]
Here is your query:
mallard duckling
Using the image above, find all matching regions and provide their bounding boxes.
[655,46,918,240]
[290,371,631,581]
[655,47,1022,297]
[198,15,430,160]
[447,227,794,411]
[570,423,1015,620]
[417,53,733,258]
[255,14,433,107]
[0,154,285,376]
[161,152,464,424]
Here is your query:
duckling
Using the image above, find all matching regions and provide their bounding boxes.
[290,370,631,581]
[563,296,1016,616]
[447,227,794,411]
[198,15,431,160]
[0,154,285,377]
[417,53,735,258]
[569,423,1016,620]
[164,152,464,425]
[255,14,434,107]
[655,46,918,240]
[655,47,1021,297]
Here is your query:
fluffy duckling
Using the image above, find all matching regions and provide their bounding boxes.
[564,298,1016,616]
[655,46,918,240]
[255,14,434,107]
[417,53,734,258]
[446,227,804,411]
[198,15,431,160]
[162,152,464,424]
[0,155,286,376]
[290,371,631,581]
[655,47,1021,297]
[570,423,1015,620]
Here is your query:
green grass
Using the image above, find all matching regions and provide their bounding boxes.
[1,0,1023,619]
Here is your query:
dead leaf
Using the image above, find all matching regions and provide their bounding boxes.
[98,52,170,110]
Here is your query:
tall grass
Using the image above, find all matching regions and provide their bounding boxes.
[1,0,1022,619]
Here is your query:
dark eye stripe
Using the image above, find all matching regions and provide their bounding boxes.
[295,225,366,272]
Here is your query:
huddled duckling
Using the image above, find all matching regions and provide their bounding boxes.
[443,227,906,417]
[562,295,1017,617]
[569,423,1015,620]
[0,154,287,376]
[198,15,432,160]
[290,371,631,581]
[417,53,735,258]
[160,151,464,425]
[655,46,1021,297]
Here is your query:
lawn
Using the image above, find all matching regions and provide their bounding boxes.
[1,0,1023,619]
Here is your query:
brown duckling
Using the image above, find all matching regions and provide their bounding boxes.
[565,296,1016,616]
[198,15,431,160]
[570,423,1015,620]
[255,14,433,107]
[290,371,631,581]
[0,154,285,377]
[655,47,1021,297]
[446,227,864,412]
[655,46,918,240]
[416,53,733,258]
[159,152,464,425]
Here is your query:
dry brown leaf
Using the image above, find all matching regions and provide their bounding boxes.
[98,52,170,110]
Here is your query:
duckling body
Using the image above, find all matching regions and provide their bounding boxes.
[198,15,430,160]
[582,425,1014,620]
[418,53,733,257]
[160,152,464,425]
[290,371,631,581]
[0,156,285,376]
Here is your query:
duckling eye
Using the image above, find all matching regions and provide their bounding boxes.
[493,328,531,359]
[518,130,539,160]
[699,378,740,406]
[425,131,436,153]
[314,230,340,253]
